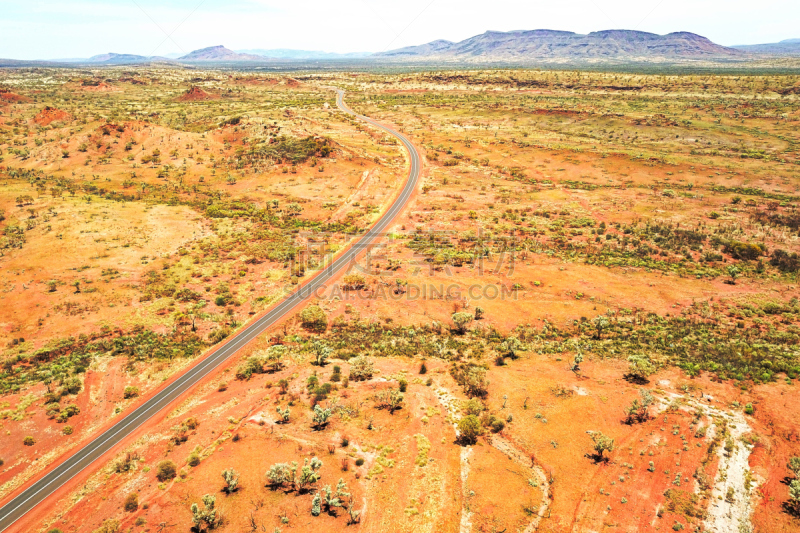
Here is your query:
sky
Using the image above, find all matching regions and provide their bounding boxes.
[1,0,798,60]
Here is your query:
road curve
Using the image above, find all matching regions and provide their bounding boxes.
[0,89,421,532]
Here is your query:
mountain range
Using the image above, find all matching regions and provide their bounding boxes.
[45,46,370,65]
[375,30,744,61]
[23,30,800,66]
[731,38,800,55]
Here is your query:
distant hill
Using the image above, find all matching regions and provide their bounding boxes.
[48,53,172,64]
[88,53,171,64]
[178,46,262,62]
[733,38,800,55]
[88,53,147,63]
[381,39,455,58]
[236,48,370,59]
[376,29,744,62]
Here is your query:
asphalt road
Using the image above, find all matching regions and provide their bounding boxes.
[0,88,421,532]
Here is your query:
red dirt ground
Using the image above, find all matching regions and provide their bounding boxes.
[33,107,71,126]
[0,90,30,104]
[177,86,218,101]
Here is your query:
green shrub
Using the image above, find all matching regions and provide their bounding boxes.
[450,363,488,398]
[155,460,177,482]
[457,415,482,445]
[462,399,484,417]
[626,354,655,381]
[208,327,231,344]
[490,418,505,433]
[341,273,366,291]
[187,452,201,467]
[300,305,328,332]
[349,356,374,381]
[722,241,764,260]
[236,355,265,380]
[124,493,138,512]
[91,519,120,533]
[451,312,473,334]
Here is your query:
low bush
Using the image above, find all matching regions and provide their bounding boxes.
[156,460,177,482]
[124,493,138,512]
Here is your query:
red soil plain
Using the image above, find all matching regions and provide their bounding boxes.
[0,68,799,533]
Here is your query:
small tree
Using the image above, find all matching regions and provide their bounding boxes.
[374,388,404,414]
[191,494,219,531]
[300,305,327,332]
[626,354,655,382]
[790,480,800,507]
[788,457,800,477]
[276,406,291,423]
[592,315,609,339]
[315,485,340,516]
[311,491,322,517]
[156,460,177,482]
[347,503,362,524]
[450,363,488,398]
[499,336,524,359]
[570,351,584,375]
[311,341,331,366]
[474,306,484,320]
[265,345,286,372]
[222,468,240,493]
[589,431,615,461]
[298,457,323,491]
[451,312,473,334]
[312,404,332,429]
[335,478,351,503]
[457,415,483,445]
[727,265,740,285]
[624,388,654,424]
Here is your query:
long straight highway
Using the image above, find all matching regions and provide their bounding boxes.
[0,88,421,532]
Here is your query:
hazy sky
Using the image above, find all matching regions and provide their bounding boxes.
[1,0,798,59]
